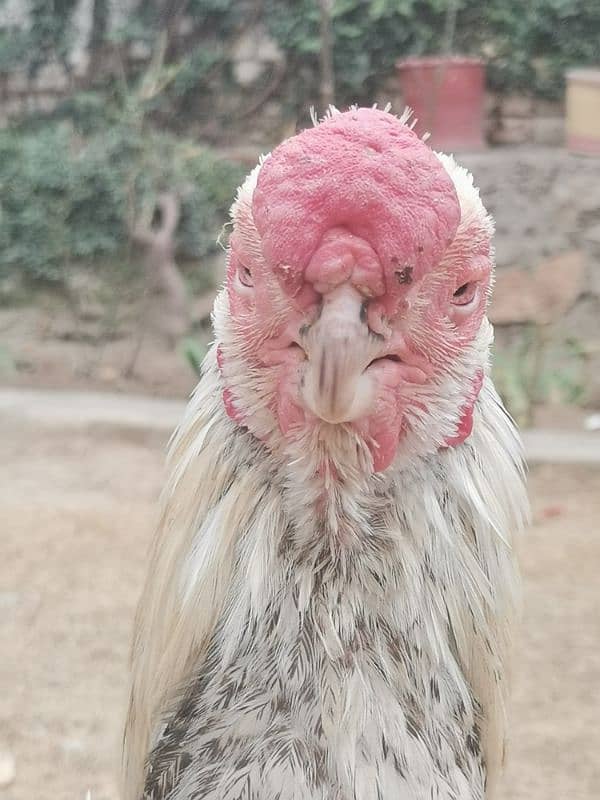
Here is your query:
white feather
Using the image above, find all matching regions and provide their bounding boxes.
[122,130,529,800]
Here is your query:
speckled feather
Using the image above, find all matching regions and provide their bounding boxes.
[125,356,526,800]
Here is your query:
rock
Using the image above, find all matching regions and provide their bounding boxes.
[559,294,600,342]
[532,117,564,146]
[108,0,139,32]
[490,117,532,146]
[233,24,283,64]
[490,250,585,325]
[0,0,28,26]
[501,94,534,118]
[582,226,600,297]
[532,250,585,322]
[215,145,264,166]
[0,589,40,618]
[489,267,540,324]
[533,98,565,117]
[70,48,90,78]
[232,25,284,87]
[35,62,69,92]
[232,59,264,87]
[35,93,60,114]
[96,365,119,383]
[585,223,600,244]
[4,97,24,118]
[177,15,194,36]
[129,39,152,61]
[0,272,24,302]
[373,77,403,113]
[484,91,499,115]
[66,270,106,322]
[6,69,29,93]
[0,750,16,787]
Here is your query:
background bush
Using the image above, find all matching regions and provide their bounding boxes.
[0,117,245,283]
[263,0,600,102]
[1,1,597,106]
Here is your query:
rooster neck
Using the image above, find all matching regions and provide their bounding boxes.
[144,387,526,800]
[128,360,528,800]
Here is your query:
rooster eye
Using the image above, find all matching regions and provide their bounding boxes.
[395,266,413,285]
[452,281,477,306]
[238,263,253,288]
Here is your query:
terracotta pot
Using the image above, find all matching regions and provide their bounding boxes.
[566,68,600,156]
[396,56,485,151]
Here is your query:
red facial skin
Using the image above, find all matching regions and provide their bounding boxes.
[223,109,491,472]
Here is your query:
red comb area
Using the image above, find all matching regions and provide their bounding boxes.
[252,108,461,294]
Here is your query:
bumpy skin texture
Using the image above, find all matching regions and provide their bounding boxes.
[224,109,493,471]
[252,109,460,288]
[123,109,529,800]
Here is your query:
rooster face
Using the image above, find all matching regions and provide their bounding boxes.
[218,108,494,473]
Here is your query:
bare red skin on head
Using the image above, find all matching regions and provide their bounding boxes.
[224,109,490,470]
[304,228,385,296]
[443,369,484,447]
[222,386,245,425]
[354,393,406,472]
[252,108,460,311]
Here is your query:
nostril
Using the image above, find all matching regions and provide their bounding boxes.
[365,299,391,338]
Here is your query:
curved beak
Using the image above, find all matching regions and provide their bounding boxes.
[300,286,377,424]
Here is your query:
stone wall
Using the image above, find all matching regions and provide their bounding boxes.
[0,0,140,124]
[487,94,564,147]
[459,148,600,406]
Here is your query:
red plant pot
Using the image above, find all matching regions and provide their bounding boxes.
[396,56,486,151]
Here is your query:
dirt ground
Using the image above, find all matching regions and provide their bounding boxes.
[0,416,599,800]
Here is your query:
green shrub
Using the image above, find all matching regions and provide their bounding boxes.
[0,124,73,281]
[0,120,245,283]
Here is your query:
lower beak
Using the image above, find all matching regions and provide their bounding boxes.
[300,286,376,424]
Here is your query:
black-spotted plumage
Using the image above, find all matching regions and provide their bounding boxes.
[130,371,525,800]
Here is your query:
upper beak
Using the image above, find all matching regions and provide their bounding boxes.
[300,286,377,424]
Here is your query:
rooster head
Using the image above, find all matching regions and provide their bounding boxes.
[215,107,494,474]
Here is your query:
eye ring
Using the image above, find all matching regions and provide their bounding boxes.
[452,281,478,307]
[394,266,413,285]
[238,263,253,288]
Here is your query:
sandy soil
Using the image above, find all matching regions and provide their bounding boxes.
[0,417,599,800]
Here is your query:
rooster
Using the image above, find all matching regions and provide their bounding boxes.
[122,107,528,800]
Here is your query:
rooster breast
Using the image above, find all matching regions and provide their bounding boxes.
[140,370,524,800]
